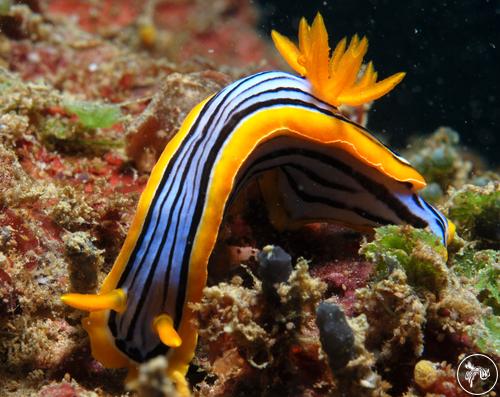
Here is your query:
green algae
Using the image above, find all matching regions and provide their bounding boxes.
[452,248,499,353]
[0,71,123,152]
[476,315,500,353]
[452,248,496,277]
[444,183,499,353]
[454,248,500,313]
[447,183,500,247]
[35,99,125,152]
[360,225,448,293]
[38,115,123,152]
[475,261,499,311]
[0,0,10,16]
[63,100,122,130]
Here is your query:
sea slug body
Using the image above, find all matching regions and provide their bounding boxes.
[61,13,455,396]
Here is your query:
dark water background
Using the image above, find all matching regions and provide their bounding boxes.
[256,0,499,166]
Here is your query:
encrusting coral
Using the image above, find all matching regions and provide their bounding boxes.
[192,246,394,396]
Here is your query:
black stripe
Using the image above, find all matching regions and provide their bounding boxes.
[232,143,407,226]
[421,199,447,240]
[284,163,358,193]
[412,193,425,210]
[281,166,396,225]
[232,150,358,196]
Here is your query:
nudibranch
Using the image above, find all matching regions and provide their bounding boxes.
[62,13,455,395]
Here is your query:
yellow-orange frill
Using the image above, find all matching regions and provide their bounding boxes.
[271,13,405,107]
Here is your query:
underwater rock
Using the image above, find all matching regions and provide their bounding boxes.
[0,0,497,395]
[404,127,472,196]
[310,258,373,315]
[46,0,269,67]
[315,302,355,371]
[125,71,229,172]
[63,231,102,293]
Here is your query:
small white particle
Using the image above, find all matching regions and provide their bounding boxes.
[88,63,98,72]
[37,276,50,285]
[208,48,215,54]
[27,52,40,63]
